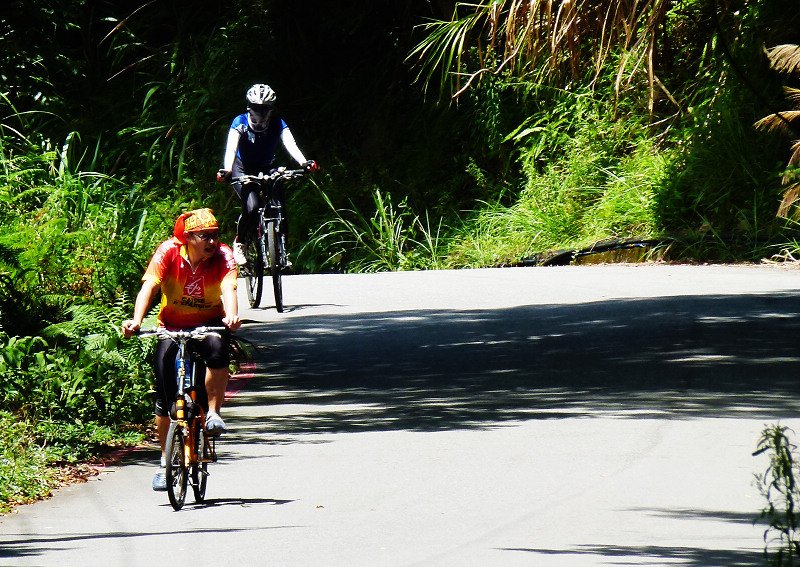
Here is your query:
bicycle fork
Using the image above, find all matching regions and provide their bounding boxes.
[266,211,288,266]
[256,217,268,266]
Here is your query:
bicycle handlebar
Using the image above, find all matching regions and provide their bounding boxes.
[231,167,306,185]
[135,326,229,340]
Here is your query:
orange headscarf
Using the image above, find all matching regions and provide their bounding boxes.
[172,208,219,244]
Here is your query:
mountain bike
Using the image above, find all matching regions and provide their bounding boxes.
[137,326,226,511]
[232,167,306,312]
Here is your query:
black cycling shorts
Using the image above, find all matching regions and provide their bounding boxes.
[152,332,229,417]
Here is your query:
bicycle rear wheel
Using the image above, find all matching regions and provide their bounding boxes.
[191,422,208,502]
[165,421,188,510]
[266,221,283,312]
[244,237,264,308]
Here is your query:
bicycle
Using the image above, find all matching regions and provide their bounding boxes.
[136,326,227,511]
[232,167,306,312]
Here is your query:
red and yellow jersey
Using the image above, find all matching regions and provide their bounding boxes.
[143,238,238,329]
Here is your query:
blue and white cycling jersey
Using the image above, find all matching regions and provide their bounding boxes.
[230,113,288,173]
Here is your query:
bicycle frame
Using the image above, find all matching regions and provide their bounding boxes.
[251,180,286,264]
[255,179,284,228]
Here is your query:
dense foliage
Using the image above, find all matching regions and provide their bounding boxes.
[1,0,800,509]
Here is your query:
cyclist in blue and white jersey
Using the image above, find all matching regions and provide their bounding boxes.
[216,83,318,265]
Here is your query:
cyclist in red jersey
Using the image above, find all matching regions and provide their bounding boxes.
[122,208,241,491]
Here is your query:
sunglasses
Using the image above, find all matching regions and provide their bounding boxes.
[249,107,273,119]
[191,231,220,242]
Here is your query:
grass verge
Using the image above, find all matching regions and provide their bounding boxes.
[0,411,145,514]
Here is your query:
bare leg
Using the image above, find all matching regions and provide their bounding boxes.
[156,414,169,466]
[205,367,230,415]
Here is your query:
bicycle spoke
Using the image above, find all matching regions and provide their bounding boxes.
[191,420,209,502]
[165,421,188,510]
[245,236,264,308]
[267,221,283,312]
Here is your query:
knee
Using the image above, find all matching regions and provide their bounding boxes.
[245,193,261,215]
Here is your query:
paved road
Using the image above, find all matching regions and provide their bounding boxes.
[2,264,800,566]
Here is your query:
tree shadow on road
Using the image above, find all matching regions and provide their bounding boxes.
[499,544,765,566]
[224,292,796,566]
[0,526,301,560]
[227,291,800,438]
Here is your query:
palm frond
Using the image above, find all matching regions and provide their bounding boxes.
[785,87,800,106]
[767,44,800,75]
[777,182,800,218]
[788,141,800,168]
[408,11,486,97]
[753,111,800,135]
[408,0,676,106]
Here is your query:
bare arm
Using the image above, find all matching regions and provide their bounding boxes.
[223,128,241,172]
[280,127,307,165]
[121,279,161,337]
[221,280,241,331]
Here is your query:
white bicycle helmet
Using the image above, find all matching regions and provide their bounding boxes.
[246,84,277,107]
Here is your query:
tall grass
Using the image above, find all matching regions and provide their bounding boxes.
[657,87,790,261]
[444,95,666,267]
[304,186,445,272]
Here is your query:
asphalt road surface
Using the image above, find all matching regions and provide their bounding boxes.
[2,264,800,566]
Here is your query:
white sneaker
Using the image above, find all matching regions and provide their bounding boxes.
[152,471,167,491]
[233,241,247,265]
[206,411,227,436]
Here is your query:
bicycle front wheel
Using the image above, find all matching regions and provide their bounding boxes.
[191,422,208,502]
[266,221,283,312]
[245,236,265,308]
[165,421,188,510]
